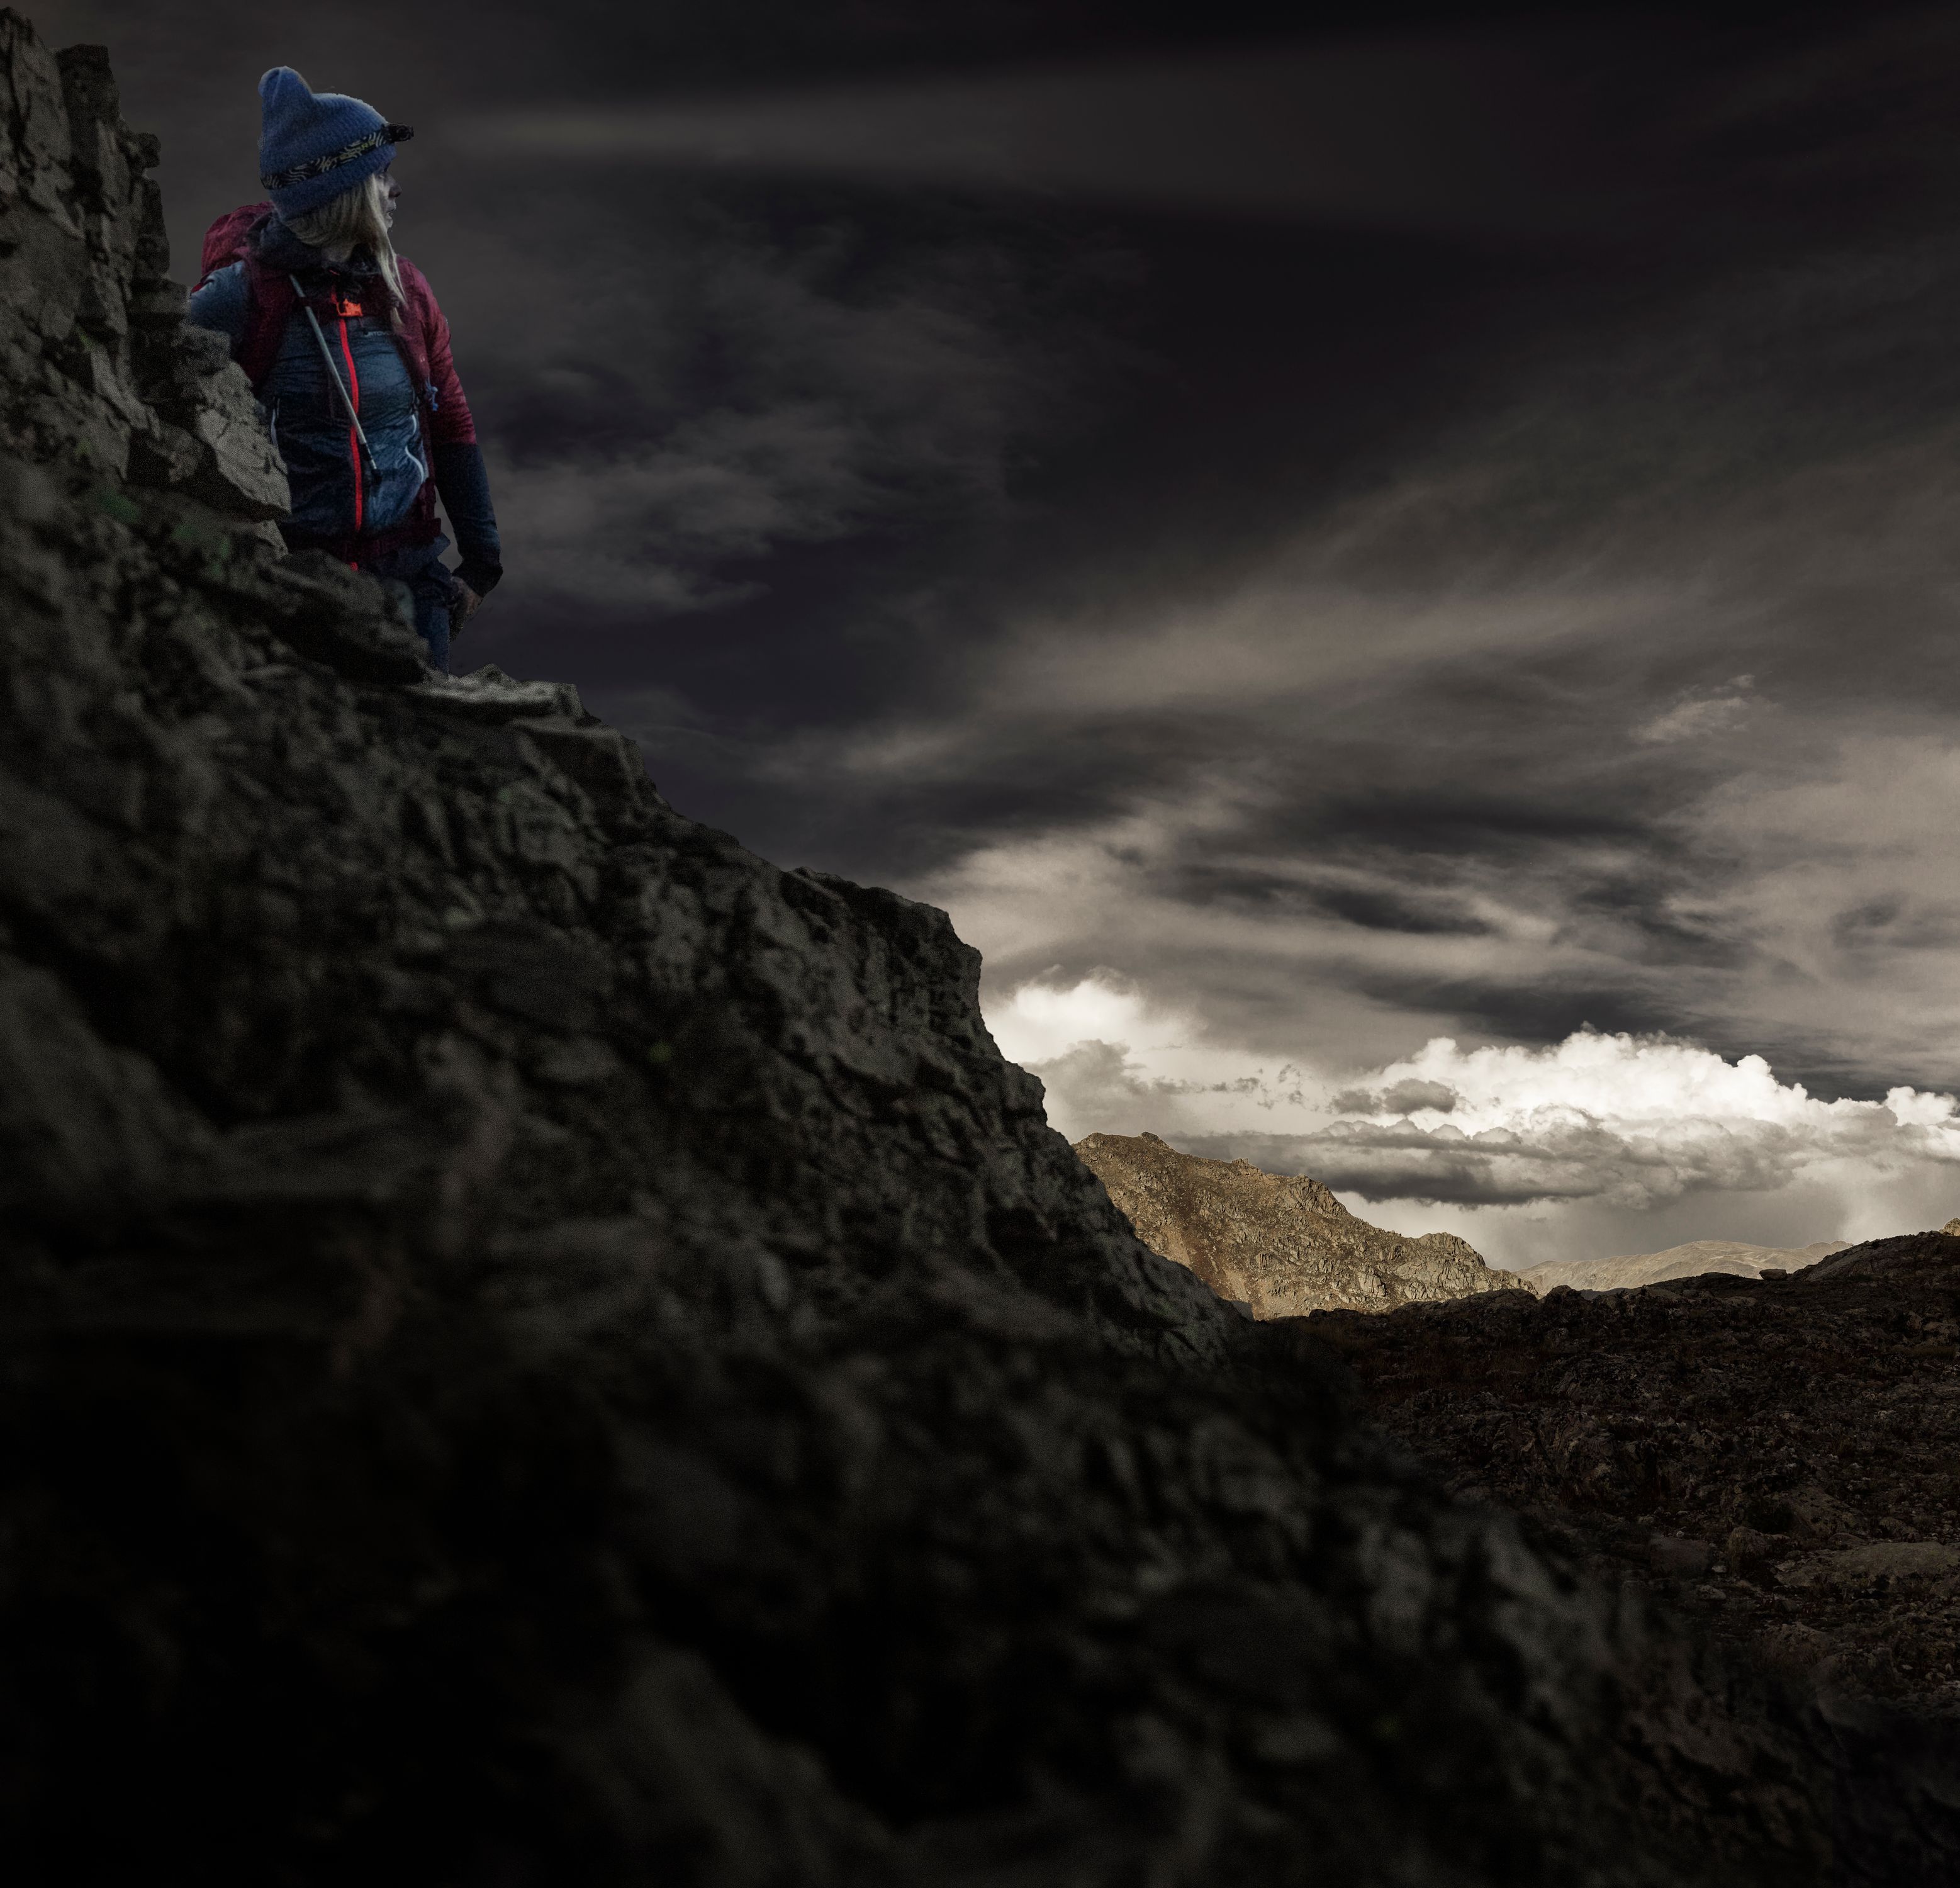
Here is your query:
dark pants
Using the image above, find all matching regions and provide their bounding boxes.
[281,527,462,673]
[366,533,459,674]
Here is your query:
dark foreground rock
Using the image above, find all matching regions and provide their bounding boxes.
[0,14,1953,1885]
[1316,1233,1960,1878]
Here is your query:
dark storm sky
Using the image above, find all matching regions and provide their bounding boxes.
[34,0,1960,1252]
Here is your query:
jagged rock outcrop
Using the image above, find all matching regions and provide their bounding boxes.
[1077,1130,1528,1315]
[0,21,285,512]
[1521,1239,1848,1294]
[3,15,1956,1885]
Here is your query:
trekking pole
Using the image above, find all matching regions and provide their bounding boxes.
[290,275,379,491]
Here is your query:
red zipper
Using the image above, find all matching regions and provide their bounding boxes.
[337,313,364,532]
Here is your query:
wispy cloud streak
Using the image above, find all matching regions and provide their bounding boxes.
[452,30,1647,232]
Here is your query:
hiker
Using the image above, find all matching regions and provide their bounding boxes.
[187,67,501,673]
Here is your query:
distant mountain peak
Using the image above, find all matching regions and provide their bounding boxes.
[1075,1131,1527,1317]
[1521,1238,1851,1294]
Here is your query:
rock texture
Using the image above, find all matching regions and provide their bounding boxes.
[1521,1240,1848,1294]
[1315,1230,1960,1862]
[1,15,1956,1885]
[1077,1130,1529,1316]
[0,23,286,512]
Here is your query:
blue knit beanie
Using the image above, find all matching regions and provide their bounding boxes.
[258,67,413,219]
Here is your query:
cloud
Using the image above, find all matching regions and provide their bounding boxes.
[491,405,883,612]
[456,27,1649,233]
[1330,1079,1459,1116]
[1285,1031,1960,1209]
[1636,675,1757,745]
[471,216,1068,614]
[994,974,1960,1239]
[987,972,1313,1137]
[853,216,1960,1103]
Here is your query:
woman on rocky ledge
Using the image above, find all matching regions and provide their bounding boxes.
[187,67,501,672]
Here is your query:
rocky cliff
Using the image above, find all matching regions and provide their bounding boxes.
[1521,1240,1848,1294]
[1077,1130,1528,1316]
[0,14,1952,1885]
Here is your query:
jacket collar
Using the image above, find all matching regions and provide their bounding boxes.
[254,213,381,284]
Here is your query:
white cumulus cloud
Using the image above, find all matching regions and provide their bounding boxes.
[987,973,1960,1263]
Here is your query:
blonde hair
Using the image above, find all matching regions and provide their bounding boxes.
[284,170,403,315]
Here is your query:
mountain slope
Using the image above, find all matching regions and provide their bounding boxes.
[1077,1130,1528,1316]
[1521,1240,1849,1293]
